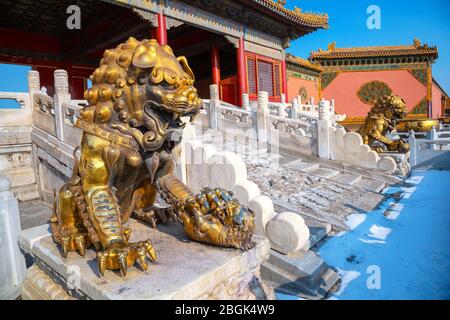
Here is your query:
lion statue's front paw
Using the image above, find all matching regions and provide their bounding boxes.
[175,188,255,250]
[96,240,156,277]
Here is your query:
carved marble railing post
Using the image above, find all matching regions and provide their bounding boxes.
[317,99,332,159]
[257,91,269,143]
[291,97,299,119]
[0,176,26,299]
[430,126,438,150]
[27,70,41,122]
[53,70,71,141]
[278,103,288,118]
[209,84,219,129]
[28,70,40,93]
[242,93,250,111]
[408,130,417,167]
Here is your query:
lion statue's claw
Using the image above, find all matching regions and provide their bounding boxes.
[97,240,156,277]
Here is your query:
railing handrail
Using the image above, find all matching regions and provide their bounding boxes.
[0,91,28,96]
[268,113,316,128]
[217,102,254,116]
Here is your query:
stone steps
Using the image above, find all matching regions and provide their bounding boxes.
[310,168,340,179]
[355,178,386,193]
[12,184,40,202]
[0,166,39,201]
[331,172,362,185]
[284,159,320,172]
[19,200,52,230]
[0,166,36,187]
[286,159,388,194]
[283,158,388,194]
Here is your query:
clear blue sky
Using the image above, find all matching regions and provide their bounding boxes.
[0,64,31,108]
[285,0,450,94]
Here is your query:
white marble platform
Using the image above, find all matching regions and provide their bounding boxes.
[19,219,274,300]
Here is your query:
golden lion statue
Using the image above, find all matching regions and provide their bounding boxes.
[50,38,255,277]
[358,94,410,153]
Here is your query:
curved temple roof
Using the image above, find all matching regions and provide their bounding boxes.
[310,40,438,61]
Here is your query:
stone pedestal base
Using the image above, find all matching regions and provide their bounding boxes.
[19,220,274,300]
[261,249,339,299]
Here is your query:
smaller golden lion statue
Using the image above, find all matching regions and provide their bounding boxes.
[358,94,410,153]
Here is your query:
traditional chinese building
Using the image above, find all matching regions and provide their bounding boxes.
[304,40,448,125]
[285,53,322,104]
[0,0,328,106]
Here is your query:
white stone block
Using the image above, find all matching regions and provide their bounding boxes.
[248,195,276,236]
[185,141,217,194]
[266,211,310,255]
[206,151,247,191]
[232,180,261,207]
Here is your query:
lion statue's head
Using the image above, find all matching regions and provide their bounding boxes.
[79,37,202,151]
[370,94,408,125]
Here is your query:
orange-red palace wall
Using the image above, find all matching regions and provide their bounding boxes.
[288,69,446,119]
[322,70,427,117]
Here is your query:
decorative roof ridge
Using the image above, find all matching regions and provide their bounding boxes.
[310,39,438,60]
[240,0,329,29]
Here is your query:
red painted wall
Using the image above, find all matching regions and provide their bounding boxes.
[287,76,319,102]
[322,70,427,117]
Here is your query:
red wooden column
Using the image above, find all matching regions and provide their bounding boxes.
[281,58,288,101]
[211,46,221,85]
[236,37,246,107]
[156,13,167,45]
